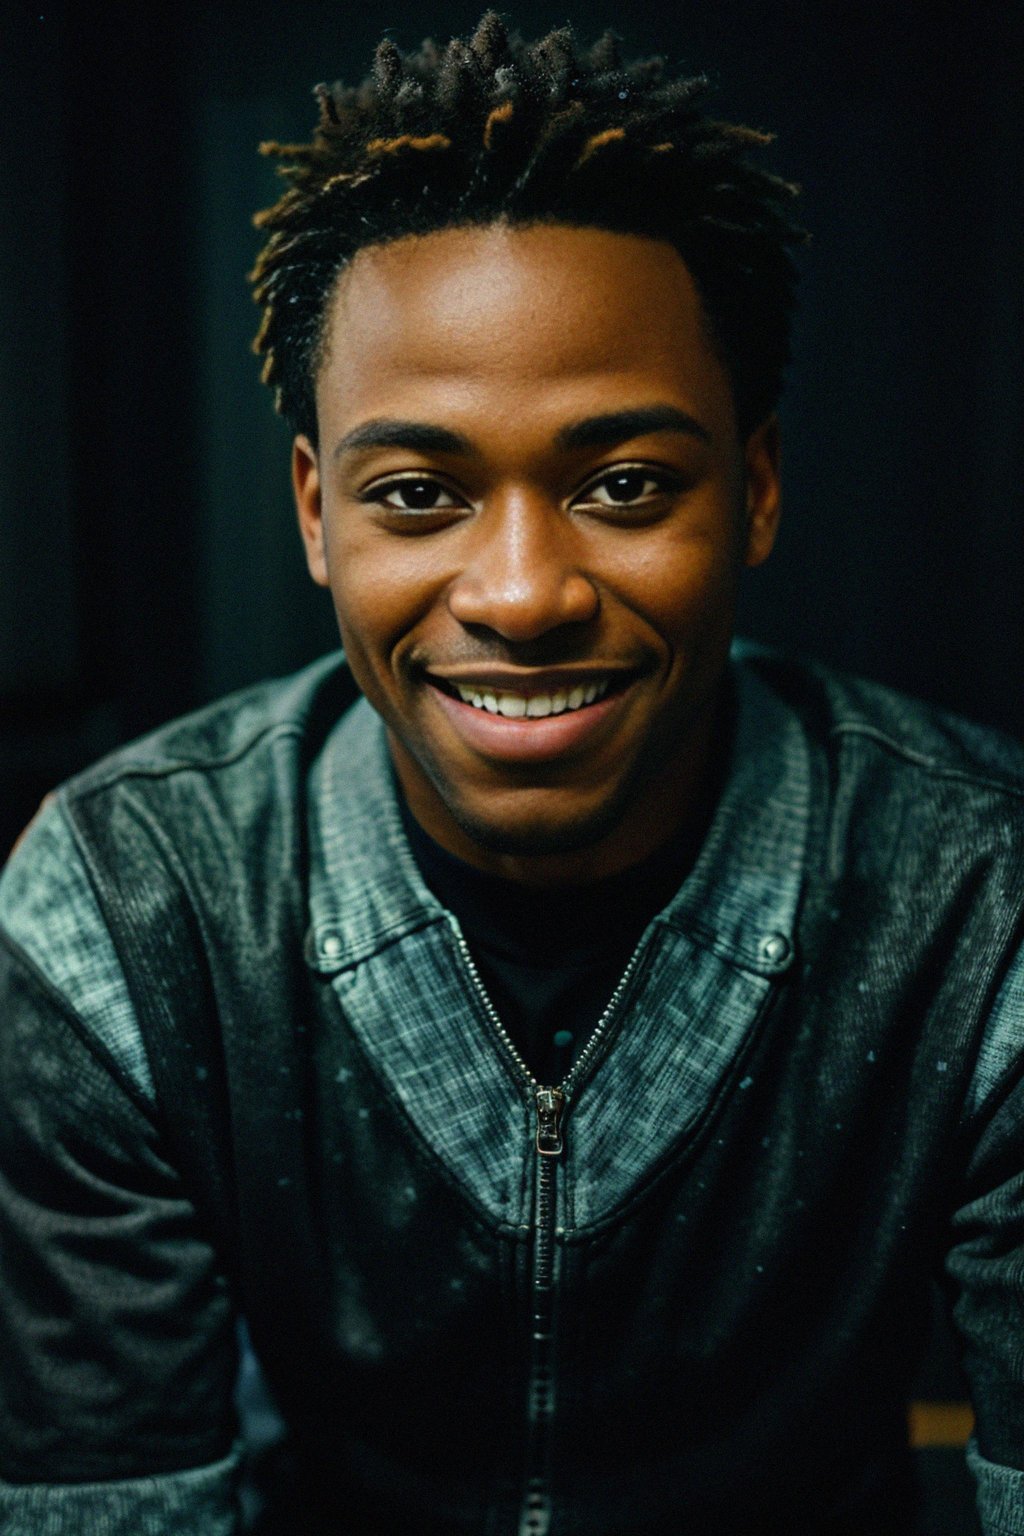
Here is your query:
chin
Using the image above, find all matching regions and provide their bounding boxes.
[444,791,628,860]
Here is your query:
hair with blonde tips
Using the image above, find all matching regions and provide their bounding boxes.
[251,12,806,444]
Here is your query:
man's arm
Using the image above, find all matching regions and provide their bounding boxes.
[948,943,1024,1536]
[0,802,242,1534]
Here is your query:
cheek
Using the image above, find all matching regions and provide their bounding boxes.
[323,530,447,678]
[600,524,742,641]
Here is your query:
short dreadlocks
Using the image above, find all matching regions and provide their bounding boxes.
[251,12,804,446]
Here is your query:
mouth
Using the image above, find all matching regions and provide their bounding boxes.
[431,675,617,719]
[421,666,640,764]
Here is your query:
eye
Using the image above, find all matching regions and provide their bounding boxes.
[575,466,680,510]
[362,476,465,513]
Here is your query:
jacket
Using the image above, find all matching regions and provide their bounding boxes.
[2,643,1024,1535]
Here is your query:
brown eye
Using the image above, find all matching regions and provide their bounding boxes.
[596,470,657,504]
[372,478,462,511]
[579,467,677,508]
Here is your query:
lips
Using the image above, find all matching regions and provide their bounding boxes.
[423,666,638,763]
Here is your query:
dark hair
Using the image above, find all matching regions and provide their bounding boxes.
[250,12,805,445]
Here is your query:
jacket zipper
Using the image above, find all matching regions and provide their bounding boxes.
[451,926,646,1535]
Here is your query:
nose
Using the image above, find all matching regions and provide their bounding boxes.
[447,493,599,642]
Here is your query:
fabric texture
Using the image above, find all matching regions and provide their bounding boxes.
[398,788,707,1085]
[1,641,1024,1535]
[0,1449,242,1536]
[970,1441,1024,1536]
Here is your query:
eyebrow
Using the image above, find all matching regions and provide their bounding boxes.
[332,404,711,461]
[333,419,472,459]
[555,406,711,450]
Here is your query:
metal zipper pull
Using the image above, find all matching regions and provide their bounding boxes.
[535,1086,566,1157]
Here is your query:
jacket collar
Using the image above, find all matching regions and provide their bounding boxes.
[305,644,812,979]
[659,645,812,976]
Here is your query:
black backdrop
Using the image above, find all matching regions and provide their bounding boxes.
[2,0,1022,858]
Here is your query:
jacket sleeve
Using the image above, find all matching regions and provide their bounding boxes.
[947,942,1024,1536]
[0,804,242,1534]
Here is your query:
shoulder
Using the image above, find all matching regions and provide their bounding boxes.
[733,645,1024,1114]
[734,640,1024,805]
[52,648,365,955]
[0,794,154,1103]
[64,650,357,805]
[51,651,362,880]
[733,640,1024,941]
[0,654,362,1096]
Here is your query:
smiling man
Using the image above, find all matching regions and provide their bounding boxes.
[2,16,1024,1536]
[294,221,778,879]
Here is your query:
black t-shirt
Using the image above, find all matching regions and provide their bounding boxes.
[401,802,703,1085]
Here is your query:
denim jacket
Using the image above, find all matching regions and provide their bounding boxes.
[2,643,1024,1535]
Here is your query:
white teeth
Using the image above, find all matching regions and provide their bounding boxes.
[452,679,612,716]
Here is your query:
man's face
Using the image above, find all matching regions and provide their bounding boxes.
[294,223,780,880]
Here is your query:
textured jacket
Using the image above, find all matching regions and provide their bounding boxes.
[2,644,1024,1535]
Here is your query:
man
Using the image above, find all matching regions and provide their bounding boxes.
[1,15,1022,1535]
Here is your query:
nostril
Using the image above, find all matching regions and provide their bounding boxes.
[448,568,599,641]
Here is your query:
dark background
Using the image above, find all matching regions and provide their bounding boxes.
[2,0,1021,861]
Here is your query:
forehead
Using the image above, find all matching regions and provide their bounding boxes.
[318,223,734,431]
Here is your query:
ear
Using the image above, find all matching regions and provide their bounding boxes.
[742,414,782,569]
[293,435,330,588]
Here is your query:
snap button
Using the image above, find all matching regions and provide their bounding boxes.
[759,932,791,966]
[320,932,343,960]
